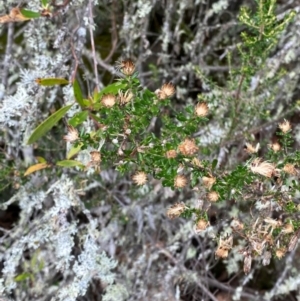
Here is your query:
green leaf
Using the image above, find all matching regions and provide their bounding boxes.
[73,79,85,107]
[56,160,84,168]
[15,273,31,282]
[35,78,69,86]
[41,0,49,6]
[94,82,127,102]
[67,143,83,159]
[20,9,41,19]
[27,105,73,144]
[212,159,218,171]
[68,111,88,127]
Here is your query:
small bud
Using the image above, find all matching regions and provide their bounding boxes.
[101,94,116,107]
[118,89,134,105]
[278,120,291,133]
[275,247,286,259]
[63,125,79,142]
[262,251,271,266]
[166,150,177,159]
[282,223,294,234]
[155,83,175,100]
[269,142,281,152]
[194,219,209,233]
[178,138,199,156]
[202,176,216,190]
[283,163,297,176]
[191,158,203,167]
[117,59,135,76]
[195,102,209,117]
[244,142,259,154]
[174,175,187,188]
[132,171,147,186]
[231,219,244,231]
[207,191,219,202]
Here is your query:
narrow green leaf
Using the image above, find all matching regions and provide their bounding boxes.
[41,0,50,6]
[15,273,31,282]
[68,111,88,127]
[27,105,73,144]
[67,143,83,159]
[35,78,69,86]
[212,159,218,171]
[94,82,127,102]
[73,79,85,107]
[20,9,41,19]
[56,160,84,168]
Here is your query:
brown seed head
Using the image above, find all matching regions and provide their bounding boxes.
[195,102,209,117]
[191,158,203,167]
[282,223,294,234]
[194,219,209,233]
[231,219,244,231]
[90,151,101,164]
[132,171,147,186]
[118,59,135,76]
[156,83,175,100]
[244,143,258,154]
[275,247,286,259]
[63,125,79,142]
[118,89,134,105]
[269,142,281,152]
[166,202,185,219]
[279,120,291,133]
[101,94,116,107]
[178,138,199,156]
[207,191,219,202]
[174,175,187,188]
[202,176,216,190]
[283,163,297,175]
[166,149,177,159]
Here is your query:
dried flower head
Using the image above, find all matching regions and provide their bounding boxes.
[269,142,281,152]
[202,176,216,190]
[283,163,297,175]
[86,151,102,170]
[117,59,135,76]
[132,171,147,186]
[249,158,275,178]
[166,149,177,159]
[174,175,187,188]
[244,142,259,154]
[275,247,286,259]
[166,202,185,219]
[231,219,244,231]
[191,157,203,167]
[195,102,209,117]
[90,151,101,164]
[101,94,116,107]
[118,89,134,105]
[63,125,79,142]
[178,138,199,156]
[155,83,175,100]
[215,236,233,259]
[282,223,294,234]
[278,120,291,133]
[194,219,209,233]
[207,191,219,202]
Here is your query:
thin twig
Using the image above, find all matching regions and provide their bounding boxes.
[88,0,99,91]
